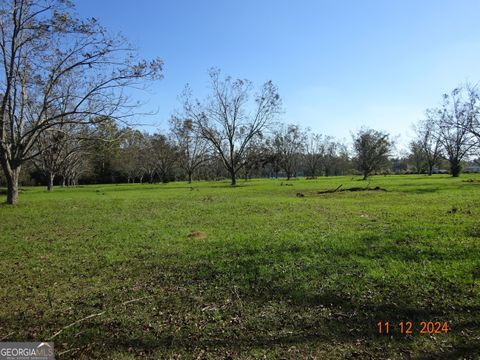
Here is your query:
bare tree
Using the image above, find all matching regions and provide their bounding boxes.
[242,137,269,180]
[408,140,426,174]
[139,142,158,183]
[34,130,64,191]
[414,115,442,175]
[271,124,305,180]
[183,69,281,185]
[263,144,282,179]
[114,128,145,183]
[33,123,86,191]
[59,143,89,186]
[463,84,480,147]
[88,117,123,183]
[150,133,177,183]
[170,116,209,183]
[303,132,323,178]
[435,88,476,177]
[353,128,392,180]
[333,143,352,175]
[0,0,162,204]
[321,136,340,176]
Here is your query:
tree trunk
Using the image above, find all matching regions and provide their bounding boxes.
[363,171,368,180]
[230,170,236,186]
[187,172,192,184]
[428,163,433,176]
[61,177,66,187]
[5,167,20,205]
[450,160,461,177]
[47,173,55,192]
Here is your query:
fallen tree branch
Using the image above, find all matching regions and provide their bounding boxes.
[317,185,387,194]
[0,332,15,341]
[120,295,153,306]
[317,184,343,194]
[49,295,154,340]
[50,311,106,340]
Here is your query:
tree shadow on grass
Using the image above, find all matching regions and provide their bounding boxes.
[43,283,480,359]
[395,187,442,194]
[3,256,479,358]
[90,183,249,193]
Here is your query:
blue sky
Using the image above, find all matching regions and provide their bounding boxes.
[75,0,480,150]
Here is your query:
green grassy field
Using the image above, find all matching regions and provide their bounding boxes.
[1,175,479,359]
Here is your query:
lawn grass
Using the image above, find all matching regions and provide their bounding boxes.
[0,175,479,359]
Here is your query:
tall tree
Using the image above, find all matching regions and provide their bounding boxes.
[89,117,123,183]
[462,84,480,150]
[271,124,305,180]
[150,133,177,183]
[0,0,162,204]
[332,143,351,176]
[414,115,442,175]
[303,132,323,178]
[242,137,269,180]
[321,136,340,176]
[170,116,209,183]
[139,136,158,183]
[33,122,86,191]
[59,140,89,187]
[183,69,281,185]
[353,128,392,180]
[114,128,145,183]
[435,88,476,177]
[408,140,426,174]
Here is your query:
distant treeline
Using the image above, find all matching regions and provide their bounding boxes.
[1,0,479,203]
[1,80,479,191]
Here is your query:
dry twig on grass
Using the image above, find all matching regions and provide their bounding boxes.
[49,295,153,340]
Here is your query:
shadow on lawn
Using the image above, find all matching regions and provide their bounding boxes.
[395,181,478,194]
[44,260,479,358]
[49,286,479,359]
[3,256,478,358]
[395,186,442,194]
[2,281,480,359]
[89,183,249,193]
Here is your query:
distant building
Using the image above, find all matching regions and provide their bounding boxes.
[464,165,480,173]
[431,166,449,174]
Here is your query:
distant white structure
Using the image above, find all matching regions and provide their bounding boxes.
[464,165,480,173]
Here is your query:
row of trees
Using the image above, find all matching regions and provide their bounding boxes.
[410,85,480,177]
[23,117,353,190]
[3,64,480,196]
[1,1,480,204]
[3,74,480,196]
[0,0,162,204]
[18,69,384,191]
[31,79,479,190]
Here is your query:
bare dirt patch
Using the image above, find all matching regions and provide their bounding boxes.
[188,231,208,239]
